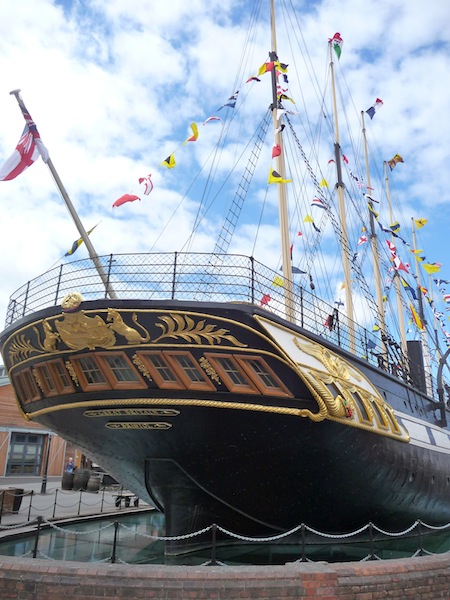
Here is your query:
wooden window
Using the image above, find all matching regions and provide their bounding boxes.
[164,351,216,391]
[236,356,291,397]
[136,351,185,390]
[13,369,41,404]
[96,353,147,390]
[35,359,75,396]
[204,353,258,394]
[70,355,111,392]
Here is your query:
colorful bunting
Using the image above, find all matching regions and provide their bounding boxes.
[422,263,441,274]
[410,304,424,330]
[272,275,284,287]
[268,169,292,184]
[218,91,239,110]
[183,123,199,145]
[366,98,383,120]
[414,218,428,229]
[112,193,140,208]
[138,173,153,195]
[260,293,271,307]
[329,32,343,59]
[161,154,176,169]
[387,154,404,170]
[272,144,281,158]
[65,224,99,257]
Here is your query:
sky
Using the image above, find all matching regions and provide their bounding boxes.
[0,0,450,341]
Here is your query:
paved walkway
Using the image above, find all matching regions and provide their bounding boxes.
[0,476,152,535]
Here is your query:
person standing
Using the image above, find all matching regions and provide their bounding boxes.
[65,457,75,473]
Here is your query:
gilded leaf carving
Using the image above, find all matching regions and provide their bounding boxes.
[153,314,246,347]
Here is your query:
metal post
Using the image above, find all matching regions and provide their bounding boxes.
[33,516,43,558]
[40,435,51,494]
[54,264,63,305]
[111,521,119,563]
[209,523,218,565]
[171,252,178,300]
[53,490,58,519]
[27,490,33,521]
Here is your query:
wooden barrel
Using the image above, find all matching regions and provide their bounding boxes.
[86,473,103,493]
[61,472,74,490]
[72,469,90,491]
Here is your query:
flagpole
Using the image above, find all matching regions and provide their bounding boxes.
[9,89,117,300]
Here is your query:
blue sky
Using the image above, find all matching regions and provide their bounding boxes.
[0,0,450,345]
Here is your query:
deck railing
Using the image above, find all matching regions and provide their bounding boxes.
[0,252,431,389]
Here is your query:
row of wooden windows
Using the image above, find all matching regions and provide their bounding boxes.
[14,350,291,404]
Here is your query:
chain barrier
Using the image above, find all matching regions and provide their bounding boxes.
[3,509,450,565]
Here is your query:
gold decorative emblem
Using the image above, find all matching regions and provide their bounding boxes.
[107,309,150,343]
[54,310,116,350]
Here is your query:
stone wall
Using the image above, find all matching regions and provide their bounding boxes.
[0,553,449,599]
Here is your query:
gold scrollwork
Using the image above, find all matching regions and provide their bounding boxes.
[132,354,153,381]
[199,357,222,385]
[65,360,79,386]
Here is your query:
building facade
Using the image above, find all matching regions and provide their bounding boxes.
[0,365,76,478]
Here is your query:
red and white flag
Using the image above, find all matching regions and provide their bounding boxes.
[138,173,154,195]
[0,96,49,181]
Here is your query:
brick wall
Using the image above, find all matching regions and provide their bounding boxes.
[0,553,449,599]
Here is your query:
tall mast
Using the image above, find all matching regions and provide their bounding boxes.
[270,0,294,322]
[384,161,407,358]
[329,43,355,352]
[361,110,386,359]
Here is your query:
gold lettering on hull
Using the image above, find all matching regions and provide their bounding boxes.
[105,422,171,430]
[84,408,179,417]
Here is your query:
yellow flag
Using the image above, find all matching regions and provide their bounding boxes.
[161,154,176,168]
[268,169,292,184]
[303,214,313,223]
[319,178,329,188]
[410,304,424,330]
[182,123,198,145]
[272,275,284,287]
[414,218,428,229]
[422,263,441,274]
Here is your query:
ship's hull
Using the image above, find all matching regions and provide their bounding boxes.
[2,297,450,554]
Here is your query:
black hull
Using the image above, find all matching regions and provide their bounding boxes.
[2,294,450,555]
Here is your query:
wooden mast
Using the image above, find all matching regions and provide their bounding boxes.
[361,110,387,360]
[10,89,117,300]
[329,43,355,352]
[270,0,294,322]
[384,161,407,359]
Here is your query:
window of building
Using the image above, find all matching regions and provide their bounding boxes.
[236,355,291,397]
[6,432,44,475]
[204,353,259,394]
[136,351,185,389]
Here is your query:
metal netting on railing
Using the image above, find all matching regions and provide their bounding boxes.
[0,252,421,381]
